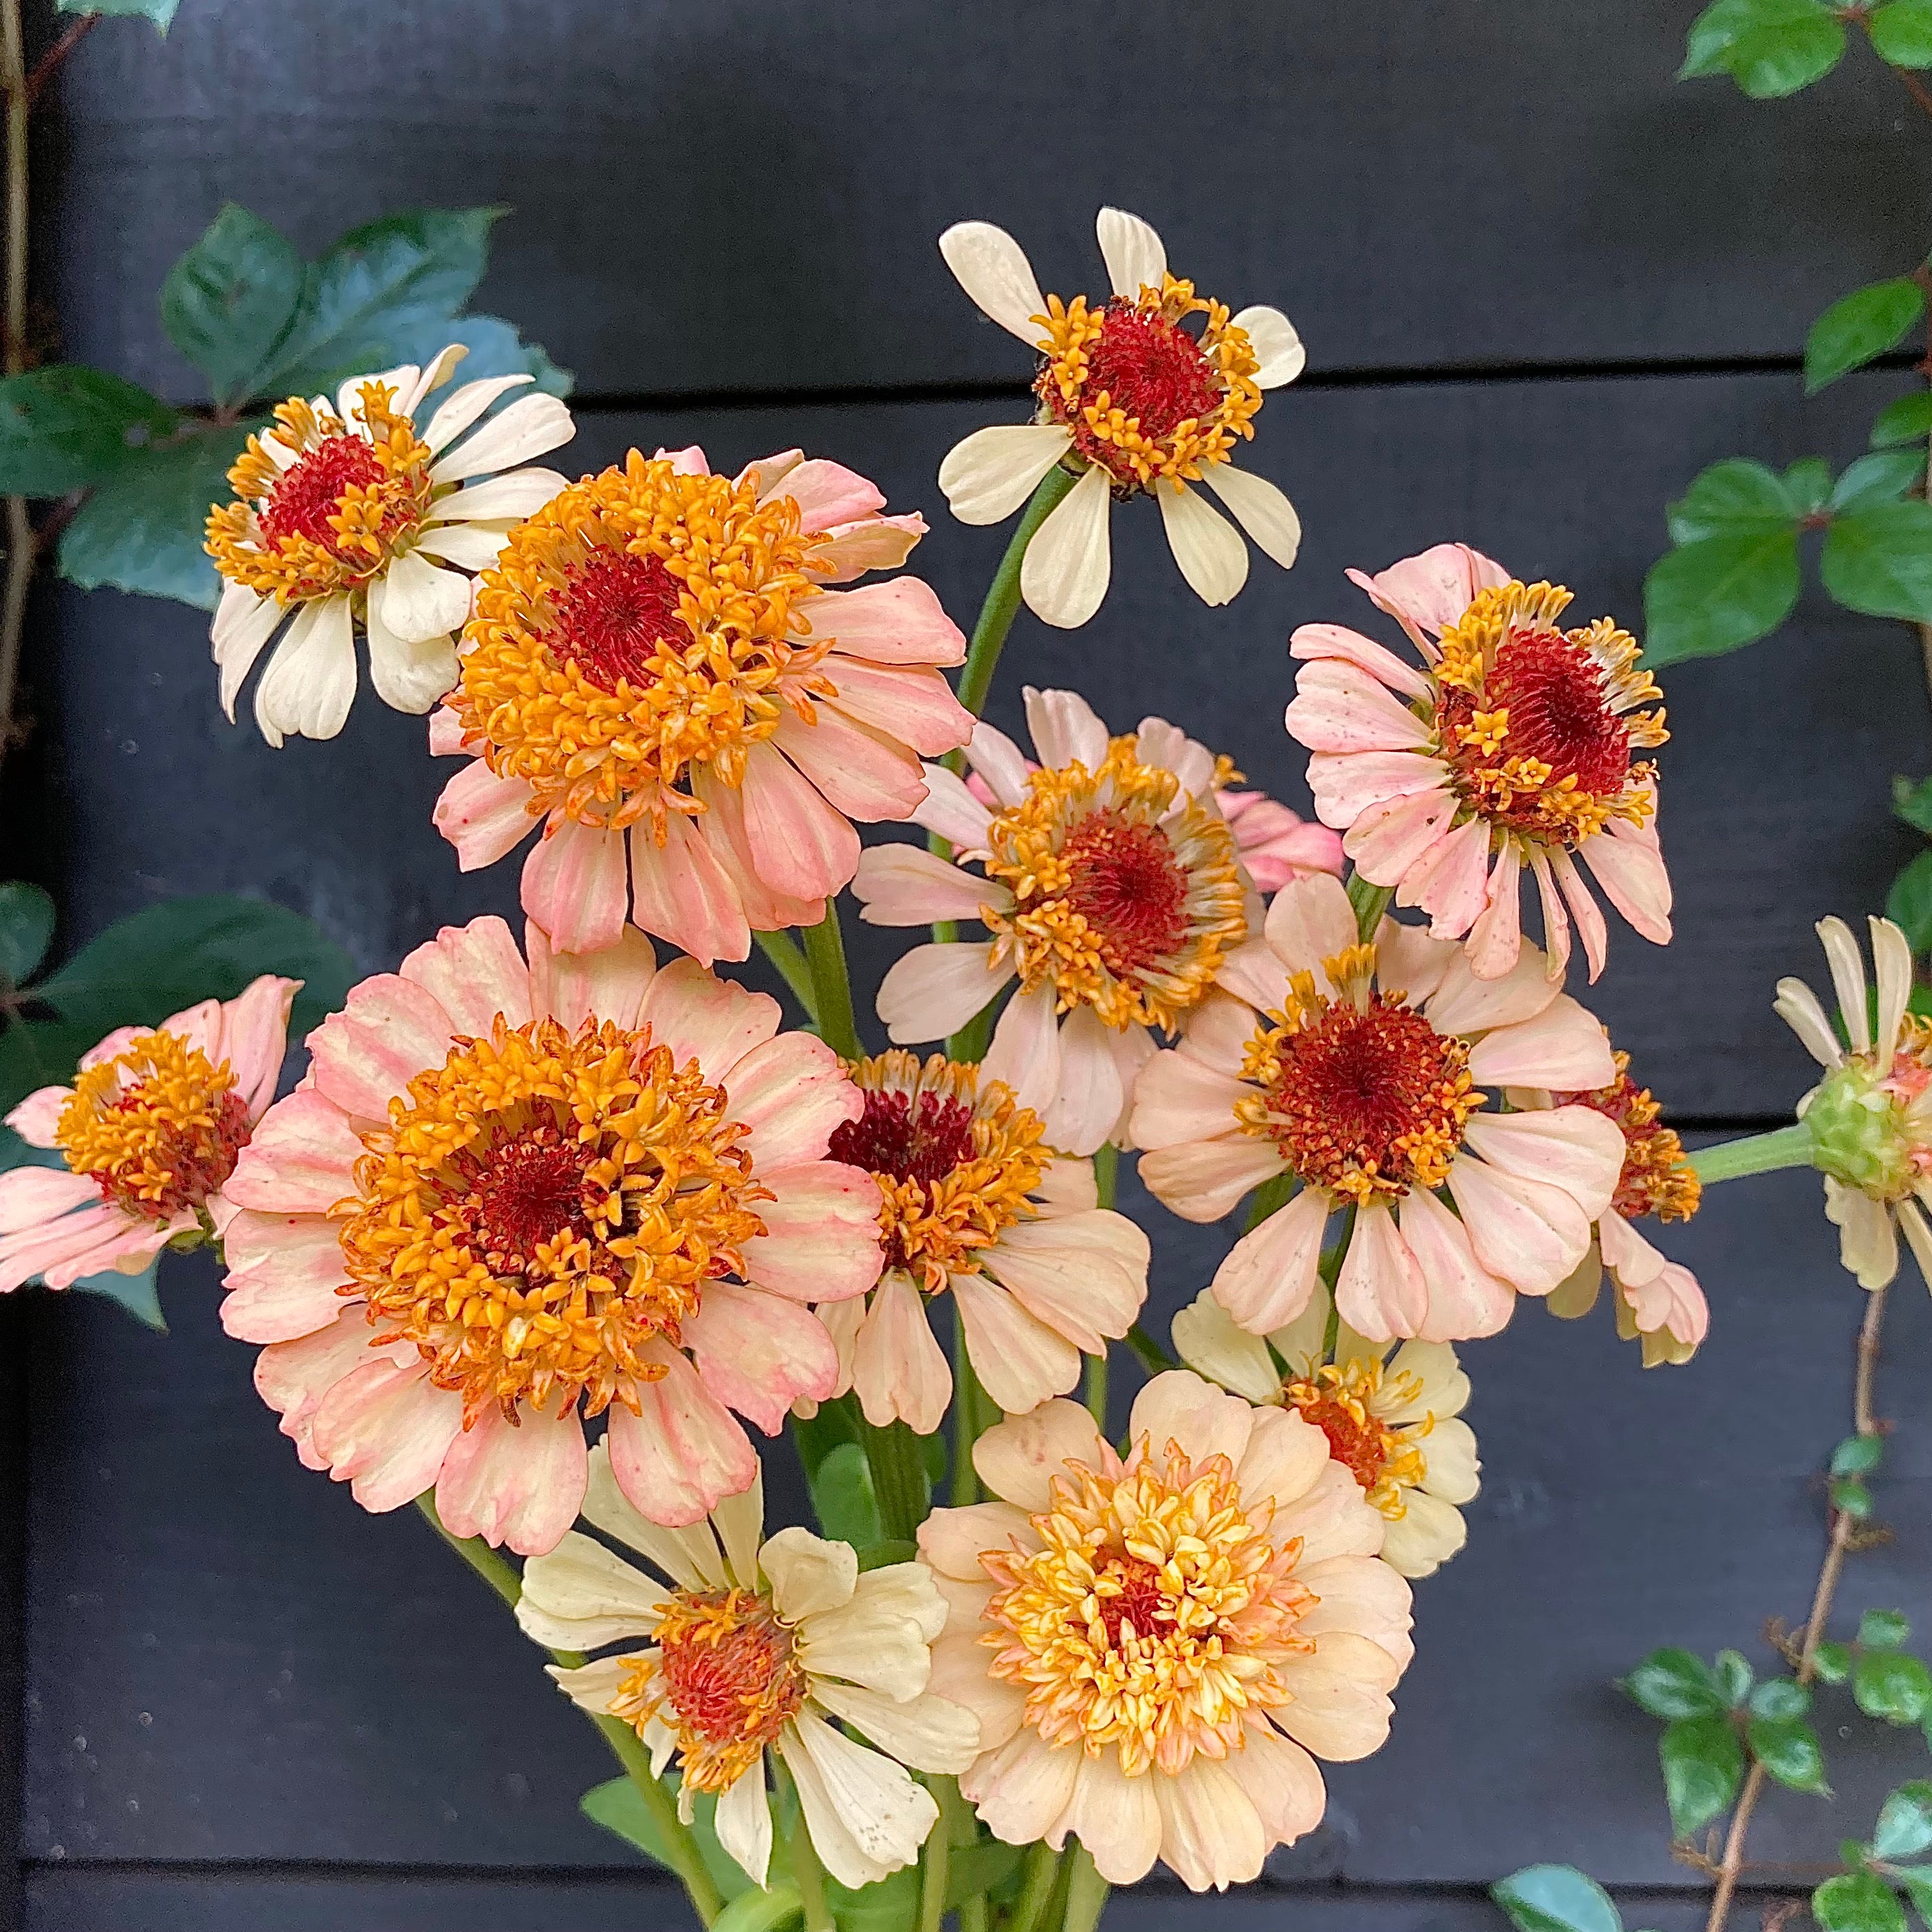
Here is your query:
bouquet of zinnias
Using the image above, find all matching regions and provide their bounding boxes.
[14,203,1913,1931]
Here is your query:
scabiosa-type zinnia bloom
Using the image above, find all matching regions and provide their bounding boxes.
[818,1051,1149,1426]
[207,346,575,745]
[853,687,1252,1156]
[1537,1044,1710,1366]
[1172,1284,1479,1578]
[0,976,298,1293]
[1131,873,1624,1342]
[1774,915,1932,1292]
[217,916,883,1553]
[1285,542,1671,983]
[936,208,1305,628]
[919,1373,1412,1890]
[519,1450,978,1891]
[432,445,972,960]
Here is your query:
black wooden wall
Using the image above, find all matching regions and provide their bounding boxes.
[6,4,1932,1928]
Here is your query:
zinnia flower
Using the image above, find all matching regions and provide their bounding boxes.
[936,207,1304,628]
[1217,786,1345,891]
[0,975,297,1291]
[1537,1045,1710,1366]
[432,445,972,960]
[520,1449,978,1891]
[817,1051,1149,1426]
[207,346,575,745]
[218,915,883,1553]
[1774,915,1932,1291]
[1131,873,1624,1342]
[853,687,1252,1156]
[1284,542,1672,983]
[919,1373,1412,1890]
[1172,1284,1479,1578]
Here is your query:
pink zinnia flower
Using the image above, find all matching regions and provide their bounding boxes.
[432,446,973,963]
[1,975,297,1291]
[1284,543,1672,982]
[853,687,1253,1156]
[218,915,883,1554]
[1216,787,1345,891]
[1131,874,1626,1343]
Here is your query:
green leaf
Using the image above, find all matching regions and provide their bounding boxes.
[1714,1650,1755,1707]
[0,1015,106,1117]
[1834,1473,1878,1521]
[1874,1781,1932,1859]
[1832,450,1926,511]
[1666,457,1799,542]
[1660,1712,1746,1837]
[1785,456,1837,514]
[826,1865,917,1932]
[1680,0,1847,94]
[1490,1864,1623,1932]
[1750,1677,1811,1720]
[856,1538,917,1572]
[1874,393,1932,448]
[1642,530,1801,665]
[790,1396,859,1482]
[1856,1651,1932,1725]
[1624,1647,1727,1719]
[710,1884,802,1932]
[0,366,177,497]
[944,1840,1025,1910]
[1863,1609,1913,1650]
[1824,500,1932,623]
[33,893,354,1043]
[1748,1714,1832,1794]
[579,1774,753,1901]
[0,882,55,985]
[808,1442,883,1550]
[1872,0,1932,66]
[1817,1640,1856,1685]
[372,309,572,398]
[1896,1866,1932,1931]
[68,1252,166,1332]
[1808,279,1927,394]
[1893,853,1932,952]
[160,206,307,408]
[56,0,178,26]
[1834,1433,1888,1476]
[1813,1872,1908,1932]
[56,423,252,610]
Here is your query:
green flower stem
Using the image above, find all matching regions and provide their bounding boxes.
[951,1328,985,1505]
[1058,1844,1108,1932]
[801,907,862,1061]
[753,929,817,1024]
[944,1776,990,1932]
[1245,1169,1297,1231]
[917,1776,951,1932]
[1346,871,1393,940]
[414,1495,725,1926]
[1006,1840,1064,1932]
[857,1411,928,1544]
[770,1756,835,1932]
[1688,1122,1816,1184]
[946,999,997,1067]
[1124,1322,1176,1375]
[710,1882,803,1932]
[1083,1144,1120,1423]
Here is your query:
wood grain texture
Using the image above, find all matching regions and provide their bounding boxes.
[41,0,1932,402]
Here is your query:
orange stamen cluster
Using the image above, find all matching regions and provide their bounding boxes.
[1285,1359,1429,1518]
[452,453,838,837]
[1236,945,1477,1204]
[56,1030,252,1222]
[206,383,438,605]
[1432,581,1665,849]
[611,1587,805,1792]
[828,1053,1049,1288]
[979,1437,1315,1778]
[1555,1050,1701,1225]
[1035,275,1263,489]
[337,1015,769,1422]
[979,737,1246,1031]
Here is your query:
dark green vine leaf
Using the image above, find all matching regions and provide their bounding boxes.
[1823,500,1932,623]
[579,1774,752,1901]
[1660,1712,1746,1837]
[1831,450,1926,511]
[160,205,308,409]
[0,882,55,987]
[808,1442,884,1550]
[1874,1781,1932,1860]
[1747,1714,1831,1794]
[1714,1649,1755,1707]
[1855,1651,1932,1726]
[1833,1435,1888,1476]
[1643,530,1800,665]
[1624,1647,1727,1719]
[1873,393,1932,448]
[1815,1639,1856,1685]
[1666,457,1799,541]
[1813,1872,1908,1932]
[1806,279,1927,394]
[1491,1865,1623,1932]
[1871,0,1932,67]
[1680,0,1847,95]
[1749,1677,1811,1720]
[0,366,178,497]
[1894,1865,1932,1929]
[1862,1610,1913,1650]
[56,0,177,25]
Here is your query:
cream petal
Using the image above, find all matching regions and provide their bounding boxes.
[1170,1288,1281,1404]
[420,373,534,453]
[938,424,1073,525]
[970,1399,1107,1511]
[423,468,568,525]
[377,548,471,645]
[1095,206,1167,298]
[1020,465,1111,629]
[580,1440,725,1589]
[213,585,286,721]
[952,1271,1082,1414]
[514,1529,669,1651]
[1417,1414,1481,1504]
[1210,1186,1329,1334]
[712,1763,773,1891]
[254,596,356,746]
[1775,976,1845,1069]
[851,1272,953,1435]
[1380,1489,1468,1579]
[1128,1369,1254,1468]
[364,598,458,714]
[427,391,575,485]
[1204,462,1302,568]
[1065,1749,1163,1885]
[1230,304,1307,388]
[938,221,1049,346]
[782,1714,938,1890]
[1157,479,1248,607]
[980,982,1064,1124]
[1151,1758,1267,1891]
[810,1681,980,1776]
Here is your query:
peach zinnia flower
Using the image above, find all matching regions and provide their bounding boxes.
[818,1051,1149,1425]
[432,445,972,960]
[1537,1044,1710,1366]
[1,976,297,1293]
[936,208,1304,628]
[218,916,882,1554]
[1775,915,1932,1292]
[919,1374,1412,1890]
[1284,543,1671,982]
[207,345,574,744]
[1172,1284,1479,1578]
[854,688,1251,1156]
[1131,874,1623,1342]
[521,1450,978,1890]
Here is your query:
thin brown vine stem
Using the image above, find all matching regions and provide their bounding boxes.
[1702,1282,1890,1932]
[24,11,93,106]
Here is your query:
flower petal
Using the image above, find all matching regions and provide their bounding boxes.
[938,222,1048,346]
[1157,479,1248,607]
[1231,304,1306,388]
[1096,206,1167,297]
[938,425,1073,525]
[1020,465,1111,630]
[1204,462,1301,569]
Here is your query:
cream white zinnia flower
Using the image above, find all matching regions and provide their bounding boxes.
[521,1448,979,1891]
[919,1375,1412,1890]
[937,207,1304,627]
[1172,1284,1480,1578]
[206,345,575,745]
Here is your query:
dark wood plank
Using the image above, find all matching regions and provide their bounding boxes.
[42,0,1932,402]
[29,368,1926,1120]
[1,1296,28,1932]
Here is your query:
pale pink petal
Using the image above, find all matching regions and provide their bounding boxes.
[811,511,926,583]
[879,942,1015,1045]
[310,1357,465,1514]
[1288,622,1431,700]
[1213,940,1291,1015]
[743,1161,883,1304]
[1334,1204,1427,1341]
[5,1085,70,1147]
[1271,1632,1398,1762]
[1422,942,1562,1038]
[1136,1134,1288,1225]
[804,578,967,667]
[918,1500,1033,1582]
[1286,660,1434,758]
[1344,789,1459,887]
[0,1165,100,1233]
[979,983,1065,1127]
[1225,1727,1327,1854]
[1263,872,1360,983]
[220,1211,350,1343]
[851,1272,952,1434]
[821,660,973,757]
[1465,843,1524,980]
[952,1270,1082,1414]
[1397,1186,1517,1341]
[254,1304,398,1468]
[908,762,996,849]
[1128,1370,1254,1468]
[607,1349,758,1528]
[521,818,629,957]
[735,448,796,493]
[529,920,658,1033]
[1272,1459,1390,1564]
[1349,542,1508,648]
[740,741,862,901]
[1373,918,1455,1008]
[1039,1004,1122,1157]
[1152,1759,1267,1891]
[1400,819,1491,938]
[970,1399,1107,1512]
[307,974,455,1120]
[1307,750,1450,828]
[224,1089,363,1213]
[637,957,780,1086]
[1581,822,1673,945]
[427,705,470,756]
[853,843,1005,926]
[1446,1156,1591,1295]
[433,758,539,870]
[204,975,300,1119]
[982,1214,1144,1352]
[1459,1108,1624,1220]
[1526,846,1571,980]
[434,1400,588,1555]
[1550,848,1608,982]
[963,1729,1081,1851]
[1233,1407,1331,1516]
[1064,1751,1163,1886]
[1465,997,1617,1091]
[963,719,1031,807]
[685,1280,839,1432]
[1210,1186,1329,1332]
[398,915,533,1039]
[1018,686,1107,772]
[773,709,926,823]
[0,1200,141,1293]
[774,457,885,534]
[1129,1048,1248,1151]
[722,1031,859,1170]
[627,812,752,968]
